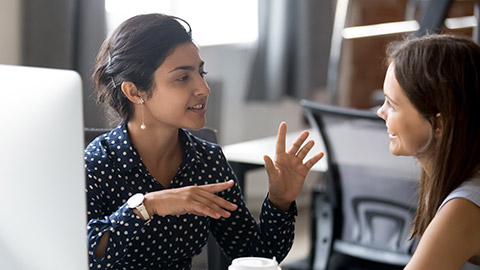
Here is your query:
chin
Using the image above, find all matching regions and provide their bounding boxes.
[389,147,411,157]
[186,121,206,130]
[390,150,401,156]
[389,145,404,156]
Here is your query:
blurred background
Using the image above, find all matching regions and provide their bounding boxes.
[1,0,476,145]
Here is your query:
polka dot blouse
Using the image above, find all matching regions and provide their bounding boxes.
[85,123,297,269]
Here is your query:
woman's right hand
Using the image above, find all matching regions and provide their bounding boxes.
[143,180,238,219]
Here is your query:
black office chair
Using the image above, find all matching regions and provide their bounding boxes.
[299,100,420,270]
[84,126,229,270]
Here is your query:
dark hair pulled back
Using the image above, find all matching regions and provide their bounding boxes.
[93,13,193,122]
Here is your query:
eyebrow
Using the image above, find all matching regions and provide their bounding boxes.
[384,93,398,105]
[169,61,205,73]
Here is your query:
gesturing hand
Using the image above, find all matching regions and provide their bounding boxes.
[144,180,238,219]
[264,122,324,211]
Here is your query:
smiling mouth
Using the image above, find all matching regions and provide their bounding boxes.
[188,103,205,110]
[386,127,397,139]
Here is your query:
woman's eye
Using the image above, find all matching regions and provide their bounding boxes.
[177,75,189,82]
[200,71,208,78]
[386,100,395,110]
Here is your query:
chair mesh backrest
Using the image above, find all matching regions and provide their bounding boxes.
[301,100,420,254]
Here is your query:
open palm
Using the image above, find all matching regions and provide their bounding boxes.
[264,122,324,211]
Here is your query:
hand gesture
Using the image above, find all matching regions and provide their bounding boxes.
[264,122,324,211]
[144,180,238,219]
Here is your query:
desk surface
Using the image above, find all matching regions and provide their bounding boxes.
[222,129,327,172]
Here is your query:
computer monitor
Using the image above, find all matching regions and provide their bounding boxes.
[0,65,88,270]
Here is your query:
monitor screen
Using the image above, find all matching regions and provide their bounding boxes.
[0,65,88,270]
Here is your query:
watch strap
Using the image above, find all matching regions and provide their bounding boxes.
[136,203,151,221]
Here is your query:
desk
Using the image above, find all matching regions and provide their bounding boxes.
[222,129,327,191]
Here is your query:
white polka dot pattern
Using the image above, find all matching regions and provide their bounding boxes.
[85,123,297,269]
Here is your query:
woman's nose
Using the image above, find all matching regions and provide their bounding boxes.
[377,103,386,120]
[196,79,210,96]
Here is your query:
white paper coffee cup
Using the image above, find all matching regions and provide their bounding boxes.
[228,257,281,270]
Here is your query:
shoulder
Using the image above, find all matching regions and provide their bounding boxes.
[437,177,480,245]
[84,124,130,170]
[406,177,480,270]
[84,132,110,166]
[406,197,480,269]
[438,177,480,212]
[181,128,225,157]
[433,197,480,256]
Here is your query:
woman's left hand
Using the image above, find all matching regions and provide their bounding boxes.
[264,122,324,211]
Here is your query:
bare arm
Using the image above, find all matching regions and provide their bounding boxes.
[405,198,480,270]
[95,231,110,258]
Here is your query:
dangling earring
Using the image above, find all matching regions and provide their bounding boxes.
[139,98,146,130]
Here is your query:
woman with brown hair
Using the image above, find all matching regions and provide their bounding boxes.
[377,34,480,269]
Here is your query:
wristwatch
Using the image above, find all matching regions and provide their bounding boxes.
[127,193,151,221]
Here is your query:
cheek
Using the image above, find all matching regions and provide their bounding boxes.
[152,88,187,107]
[385,112,400,132]
[413,124,432,147]
[401,119,432,152]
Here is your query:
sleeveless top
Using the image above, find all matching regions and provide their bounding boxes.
[438,176,480,270]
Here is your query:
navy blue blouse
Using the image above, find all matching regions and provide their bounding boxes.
[85,123,297,269]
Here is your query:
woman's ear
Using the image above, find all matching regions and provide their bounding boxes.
[434,113,443,138]
[121,81,143,104]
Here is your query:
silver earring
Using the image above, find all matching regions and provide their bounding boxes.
[139,98,146,130]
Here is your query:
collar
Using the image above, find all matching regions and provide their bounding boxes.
[178,129,208,172]
[104,123,207,173]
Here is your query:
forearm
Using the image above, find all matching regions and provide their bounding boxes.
[268,193,294,212]
[95,231,109,258]
[87,204,148,268]
[213,197,297,262]
[257,197,297,261]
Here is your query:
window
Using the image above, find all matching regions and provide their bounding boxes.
[105,0,258,46]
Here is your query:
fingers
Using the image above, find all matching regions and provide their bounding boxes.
[194,181,238,218]
[202,179,235,193]
[199,195,238,219]
[192,196,236,219]
[287,130,309,155]
[153,181,239,219]
[263,155,275,179]
[275,122,287,155]
[199,180,237,210]
[304,152,325,170]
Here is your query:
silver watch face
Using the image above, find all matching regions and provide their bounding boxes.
[127,193,144,208]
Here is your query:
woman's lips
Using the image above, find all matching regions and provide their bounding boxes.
[389,133,398,139]
[187,103,206,115]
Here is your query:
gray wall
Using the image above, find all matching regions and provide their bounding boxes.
[200,44,308,146]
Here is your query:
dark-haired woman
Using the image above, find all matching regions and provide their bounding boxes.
[377,34,480,270]
[85,13,323,269]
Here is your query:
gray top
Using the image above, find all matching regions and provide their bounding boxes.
[438,176,480,270]
[439,176,480,211]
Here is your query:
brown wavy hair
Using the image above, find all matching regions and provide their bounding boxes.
[386,34,480,237]
[92,13,192,123]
